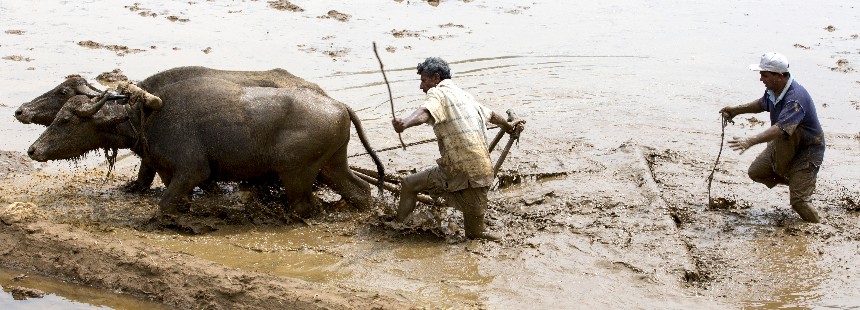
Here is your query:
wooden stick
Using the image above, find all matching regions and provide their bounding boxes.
[372,42,407,150]
[488,111,517,153]
[488,127,506,153]
[353,168,435,205]
[493,109,524,175]
[351,166,401,184]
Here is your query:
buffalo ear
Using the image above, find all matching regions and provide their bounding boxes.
[92,103,129,126]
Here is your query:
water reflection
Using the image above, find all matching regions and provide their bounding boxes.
[0,267,170,310]
[740,227,823,309]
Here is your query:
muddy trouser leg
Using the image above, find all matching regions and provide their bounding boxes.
[396,168,438,222]
[788,162,821,223]
[748,143,788,188]
[453,187,499,240]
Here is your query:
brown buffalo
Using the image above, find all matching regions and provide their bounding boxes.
[15,66,330,192]
[28,77,384,217]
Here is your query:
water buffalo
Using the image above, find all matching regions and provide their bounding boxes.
[27,77,384,217]
[14,75,104,125]
[15,66,328,192]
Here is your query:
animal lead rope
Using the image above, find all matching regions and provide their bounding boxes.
[707,114,731,205]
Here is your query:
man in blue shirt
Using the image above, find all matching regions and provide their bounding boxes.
[719,52,825,223]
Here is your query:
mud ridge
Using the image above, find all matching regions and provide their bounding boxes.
[0,203,411,309]
[632,146,702,282]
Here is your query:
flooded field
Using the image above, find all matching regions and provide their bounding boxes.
[1,0,859,309]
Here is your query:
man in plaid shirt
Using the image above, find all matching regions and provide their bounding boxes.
[392,57,523,240]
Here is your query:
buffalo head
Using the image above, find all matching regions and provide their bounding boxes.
[27,95,128,162]
[15,75,103,125]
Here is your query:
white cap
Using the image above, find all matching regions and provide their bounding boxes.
[749,52,789,73]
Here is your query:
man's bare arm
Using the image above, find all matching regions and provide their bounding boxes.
[728,124,784,154]
[392,107,432,133]
[488,111,524,134]
[720,98,765,121]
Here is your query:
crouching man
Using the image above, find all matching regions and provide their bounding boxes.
[720,52,825,223]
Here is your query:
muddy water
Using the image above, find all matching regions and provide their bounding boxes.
[2,0,860,309]
[0,267,170,310]
[110,224,490,307]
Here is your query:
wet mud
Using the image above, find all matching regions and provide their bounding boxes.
[318,10,351,22]
[268,1,304,12]
[1,0,860,309]
[77,40,146,57]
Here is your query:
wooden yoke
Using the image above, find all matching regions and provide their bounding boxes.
[117,81,163,110]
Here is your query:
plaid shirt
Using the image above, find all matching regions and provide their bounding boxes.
[422,79,494,192]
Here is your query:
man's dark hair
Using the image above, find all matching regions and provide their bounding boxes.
[416,57,451,80]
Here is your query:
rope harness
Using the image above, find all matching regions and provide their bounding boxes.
[95,84,158,180]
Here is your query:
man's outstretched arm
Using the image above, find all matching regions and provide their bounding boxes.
[392,107,432,133]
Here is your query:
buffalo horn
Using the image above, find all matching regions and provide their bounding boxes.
[74,95,111,117]
[75,82,101,98]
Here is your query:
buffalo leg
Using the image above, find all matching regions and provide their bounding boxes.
[278,168,322,218]
[319,144,373,210]
[122,164,157,193]
[158,167,209,215]
[157,171,173,188]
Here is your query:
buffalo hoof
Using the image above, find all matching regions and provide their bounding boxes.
[158,202,190,217]
[288,203,318,220]
[121,180,150,193]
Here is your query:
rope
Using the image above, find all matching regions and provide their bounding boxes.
[94,85,157,182]
[348,125,501,158]
[707,115,729,204]
[348,137,437,158]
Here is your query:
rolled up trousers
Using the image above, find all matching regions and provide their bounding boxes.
[747,142,820,207]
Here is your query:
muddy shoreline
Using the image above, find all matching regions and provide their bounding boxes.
[0,202,409,310]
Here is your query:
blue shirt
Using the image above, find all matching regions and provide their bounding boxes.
[758,79,825,166]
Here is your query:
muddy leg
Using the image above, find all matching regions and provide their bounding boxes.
[123,164,156,193]
[748,144,787,188]
[158,167,209,215]
[788,162,821,223]
[453,187,500,241]
[396,169,437,222]
[279,169,322,218]
[320,146,373,209]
